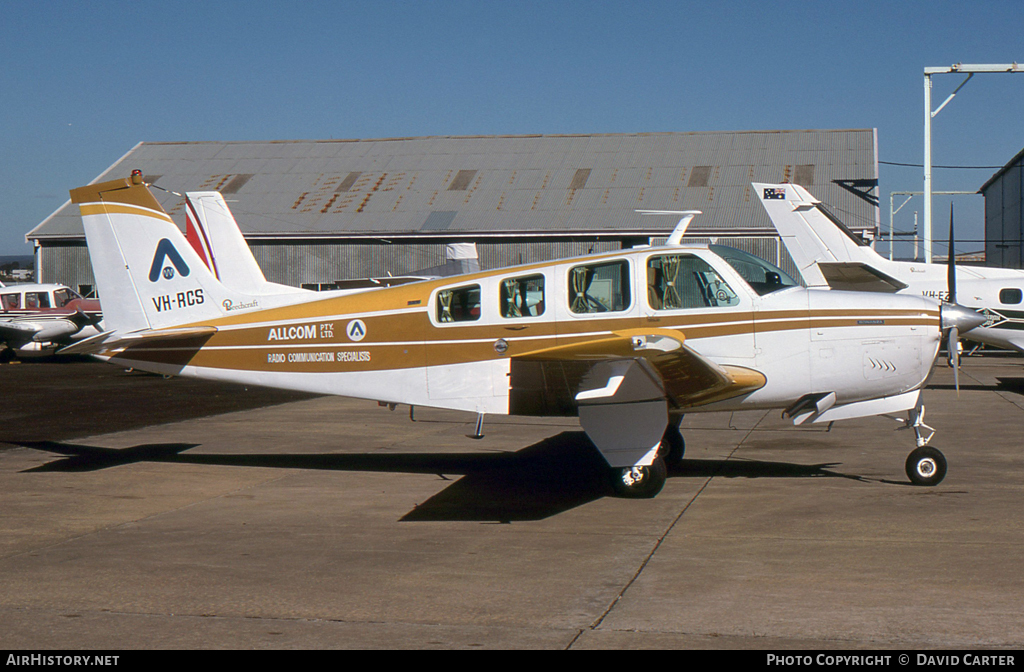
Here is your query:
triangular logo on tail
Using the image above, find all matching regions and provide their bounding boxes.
[149,239,191,282]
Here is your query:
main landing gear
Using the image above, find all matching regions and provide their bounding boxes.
[903,405,947,487]
[608,422,684,499]
[610,456,667,499]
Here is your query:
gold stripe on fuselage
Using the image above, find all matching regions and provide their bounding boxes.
[103,297,940,373]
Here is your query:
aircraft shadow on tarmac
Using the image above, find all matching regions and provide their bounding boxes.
[929,376,1024,395]
[16,433,857,522]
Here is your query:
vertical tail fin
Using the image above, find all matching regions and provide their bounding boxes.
[184,192,308,295]
[754,182,883,286]
[70,174,280,333]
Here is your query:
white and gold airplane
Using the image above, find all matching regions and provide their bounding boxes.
[65,172,985,496]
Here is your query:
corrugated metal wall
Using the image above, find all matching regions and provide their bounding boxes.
[40,245,95,295]
[984,156,1023,269]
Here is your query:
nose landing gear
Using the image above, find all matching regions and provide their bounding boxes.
[903,405,947,486]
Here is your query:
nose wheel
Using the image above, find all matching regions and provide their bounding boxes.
[902,405,946,486]
[906,446,947,486]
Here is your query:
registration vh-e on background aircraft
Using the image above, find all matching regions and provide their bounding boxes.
[65,171,985,497]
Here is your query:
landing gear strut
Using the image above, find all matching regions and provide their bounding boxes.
[903,405,947,486]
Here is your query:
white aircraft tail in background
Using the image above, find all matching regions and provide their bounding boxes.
[755,182,1023,355]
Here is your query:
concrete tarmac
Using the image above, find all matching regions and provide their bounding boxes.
[1,356,1023,649]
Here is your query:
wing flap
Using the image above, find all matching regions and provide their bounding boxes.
[513,328,766,409]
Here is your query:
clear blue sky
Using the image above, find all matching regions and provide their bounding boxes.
[2,0,1022,258]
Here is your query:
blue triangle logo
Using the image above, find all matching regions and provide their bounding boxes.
[149,239,191,282]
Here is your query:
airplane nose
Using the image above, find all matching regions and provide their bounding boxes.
[941,302,986,334]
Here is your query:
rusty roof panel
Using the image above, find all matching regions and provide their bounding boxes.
[30,130,878,240]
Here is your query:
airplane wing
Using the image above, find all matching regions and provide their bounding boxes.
[0,316,97,349]
[0,319,40,344]
[513,328,766,408]
[510,328,765,468]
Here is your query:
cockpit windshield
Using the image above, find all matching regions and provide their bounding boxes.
[53,288,83,307]
[709,245,800,296]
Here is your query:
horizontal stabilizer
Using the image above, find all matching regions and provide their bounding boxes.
[59,326,217,356]
[817,262,909,293]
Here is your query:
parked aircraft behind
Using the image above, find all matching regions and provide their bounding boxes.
[755,182,1023,356]
[0,283,102,357]
[66,172,984,495]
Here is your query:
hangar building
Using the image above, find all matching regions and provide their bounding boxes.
[981,146,1024,268]
[28,130,880,294]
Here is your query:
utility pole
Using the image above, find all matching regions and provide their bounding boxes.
[923,63,1023,263]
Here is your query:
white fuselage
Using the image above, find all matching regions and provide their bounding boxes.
[100,244,942,422]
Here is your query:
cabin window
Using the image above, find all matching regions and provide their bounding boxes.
[568,260,631,314]
[647,254,740,309]
[1000,288,1023,305]
[436,284,481,323]
[1,293,19,310]
[24,292,50,309]
[500,274,545,318]
[53,288,81,307]
[709,244,799,296]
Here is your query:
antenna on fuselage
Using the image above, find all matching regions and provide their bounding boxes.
[637,210,703,246]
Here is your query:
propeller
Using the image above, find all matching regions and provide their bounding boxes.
[940,203,986,395]
[946,203,960,392]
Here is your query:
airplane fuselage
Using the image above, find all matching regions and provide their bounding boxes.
[100,245,941,418]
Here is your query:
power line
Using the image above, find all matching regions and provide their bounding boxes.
[880,160,1002,169]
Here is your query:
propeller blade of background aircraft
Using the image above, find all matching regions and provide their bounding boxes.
[947,203,957,305]
[948,324,960,394]
[946,202,961,394]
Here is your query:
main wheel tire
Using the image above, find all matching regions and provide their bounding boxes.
[905,446,947,486]
[660,425,685,465]
[610,456,667,498]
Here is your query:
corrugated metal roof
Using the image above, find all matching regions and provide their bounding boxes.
[29,130,879,241]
